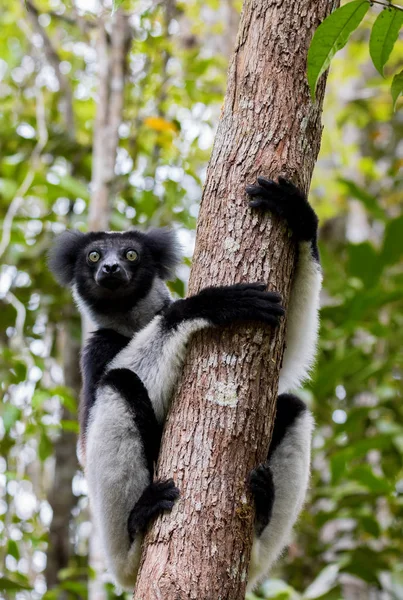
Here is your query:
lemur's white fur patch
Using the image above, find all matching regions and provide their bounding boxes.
[86,386,148,589]
[279,241,322,394]
[108,316,209,422]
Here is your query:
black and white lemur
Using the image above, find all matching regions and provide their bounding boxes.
[48,178,321,592]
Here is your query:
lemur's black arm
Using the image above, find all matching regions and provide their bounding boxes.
[80,328,130,434]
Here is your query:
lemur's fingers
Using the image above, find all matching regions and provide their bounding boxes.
[247,176,319,244]
[231,284,283,304]
[246,297,285,316]
[220,282,267,293]
[128,479,180,541]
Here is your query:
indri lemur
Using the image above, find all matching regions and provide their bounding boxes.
[48,178,320,591]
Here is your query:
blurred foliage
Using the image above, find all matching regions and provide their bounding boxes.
[0,0,402,599]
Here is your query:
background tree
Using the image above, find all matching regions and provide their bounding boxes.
[0,1,402,599]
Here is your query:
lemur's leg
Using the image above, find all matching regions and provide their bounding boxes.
[108,283,284,422]
[85,370,178,591]
[247,394,314,592]
[246,178,322,393]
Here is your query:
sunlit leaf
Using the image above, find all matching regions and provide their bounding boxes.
[369,8,403,76]
[307,0,369,99]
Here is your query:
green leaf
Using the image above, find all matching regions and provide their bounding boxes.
[0,577,32,591]
[2,404,21,433]
[112,0,125,13]
[381,215,403,265]
[38,432,53,462]
[391,70,403,110]
[307,0,370,99]
[339,178,385,220]
[350,465,393,494]
[347,242,381,288]
[54,174,89,201]
[60,420,79,434]
[7,539,20,560]
[369,8,403,76]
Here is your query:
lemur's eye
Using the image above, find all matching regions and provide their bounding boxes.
[126,249,138,262]
[88,251,100,263]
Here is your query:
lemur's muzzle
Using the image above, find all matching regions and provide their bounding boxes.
[96,262,129,289]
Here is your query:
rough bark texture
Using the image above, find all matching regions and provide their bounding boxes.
[134,0,338,598]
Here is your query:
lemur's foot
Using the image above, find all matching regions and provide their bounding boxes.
[127,479,180,542]
[199,283,285,327]
[249,463,275,536]
[246,177,318,246]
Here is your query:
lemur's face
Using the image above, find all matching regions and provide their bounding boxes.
[82,236,141,292]
[49,228,180,315]
[75,233,157,312]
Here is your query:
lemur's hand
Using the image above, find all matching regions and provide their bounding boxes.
[197,283,285,328]
[246,177,318,244]
[127,479,180,542]
[249,462,275,537]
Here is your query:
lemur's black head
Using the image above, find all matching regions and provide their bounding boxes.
[48,228,181,315]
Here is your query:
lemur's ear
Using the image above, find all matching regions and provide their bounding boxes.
[145,228,182,279]
[48,230,87,286]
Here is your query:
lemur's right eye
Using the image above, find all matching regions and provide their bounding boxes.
[88,251,100,263]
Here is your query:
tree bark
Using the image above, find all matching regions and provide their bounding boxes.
[134,0,338,598]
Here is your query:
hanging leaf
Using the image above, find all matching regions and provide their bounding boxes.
[307,0,370,99]
[391,69,403,110]
[369,8,403,76]
[112,0,125,13]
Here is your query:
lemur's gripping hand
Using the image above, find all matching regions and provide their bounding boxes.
[200,283,284,327]
[165,283,284,329]
[246,177,318,246]
[249,463,275,536]
[127,479,180,542]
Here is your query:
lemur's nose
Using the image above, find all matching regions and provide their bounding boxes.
[102,263,120,274]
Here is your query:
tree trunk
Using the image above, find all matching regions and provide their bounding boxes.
[87,11,131,600]
[134,0,337,598]
[44,320,80,592]
[89,10,131,232]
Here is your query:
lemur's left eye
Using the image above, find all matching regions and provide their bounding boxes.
[88,251,100,263]
[126,249,139,262]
